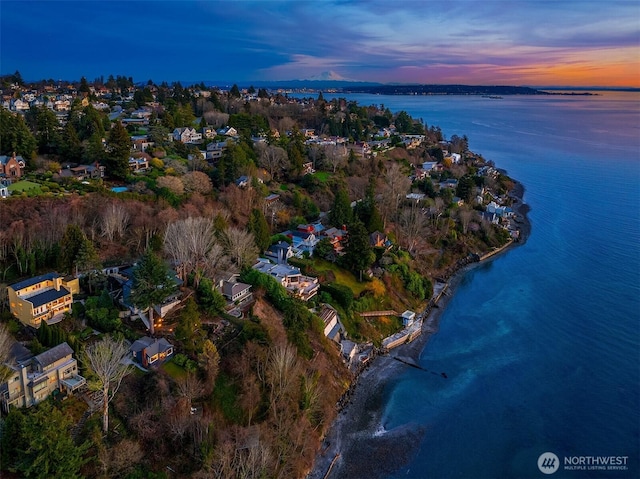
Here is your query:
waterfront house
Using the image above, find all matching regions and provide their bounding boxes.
[319,304,344,343]
[8,273,80,328]
[0,342,86,413]
[402,310,416,327]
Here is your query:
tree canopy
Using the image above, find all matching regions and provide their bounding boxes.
[130,250,177,334]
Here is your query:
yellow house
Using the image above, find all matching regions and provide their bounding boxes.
[8,273,80,328]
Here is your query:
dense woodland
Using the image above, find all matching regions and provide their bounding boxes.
[0,72,515,478]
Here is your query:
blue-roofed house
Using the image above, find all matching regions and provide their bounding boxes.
[285,230,319,254]
[265,241,294,264]
[7,273,80,328]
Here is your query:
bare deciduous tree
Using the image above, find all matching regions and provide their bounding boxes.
[157,175,185,195]
[164,216,230,288]
[380,162,411,228]
[307,144,322,170]
[100,202,129,241]
[198,339,220,389]
[175,372,205,415]
[221,227,259,269]
[0,323,15,382]
[398,201,429,254]
[203,111,229,128]
[323,143,347,173]
[206,426,273,479]
[256,143,287,180]
[458,206,476,235]
[266,343,299,424]
[100,438,144,477]
[183,171,213,194]
[84,336,132,433]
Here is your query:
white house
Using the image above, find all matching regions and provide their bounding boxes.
[173,127,202,143]
[217,126,238,137]
[402,310,416,327]
[221,280,252,303]
[252,259,319,301]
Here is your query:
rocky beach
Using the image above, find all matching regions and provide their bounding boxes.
[308,181,530,479]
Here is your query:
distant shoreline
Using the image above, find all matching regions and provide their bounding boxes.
[307,180,530,479]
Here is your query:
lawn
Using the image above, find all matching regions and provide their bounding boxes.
[306,258,369,295]
[8,180,43,194]
[311,171,331,183]
[290,258,371,297]
[161,360,188,380]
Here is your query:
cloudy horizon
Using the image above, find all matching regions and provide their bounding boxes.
[2,0,638,87]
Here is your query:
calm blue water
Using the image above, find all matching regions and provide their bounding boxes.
[317,92,640,478]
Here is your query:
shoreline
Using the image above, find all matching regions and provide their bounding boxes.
[307,181,530,479]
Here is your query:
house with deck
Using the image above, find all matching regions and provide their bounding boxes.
[0,342,86,413]
[8,273,80,328]
[253,259,319,301]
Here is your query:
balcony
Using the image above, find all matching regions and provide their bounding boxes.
[61,375,86,392]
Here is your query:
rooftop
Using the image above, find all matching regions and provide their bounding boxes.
[34,342,74,368]
[27,286,70,308]
[10,272,60,291]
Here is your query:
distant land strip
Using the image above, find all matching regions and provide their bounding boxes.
[342,84,590,96]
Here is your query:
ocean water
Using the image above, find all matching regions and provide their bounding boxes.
[318,92,640,478]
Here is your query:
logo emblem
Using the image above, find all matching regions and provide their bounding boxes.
[538,452,560,474]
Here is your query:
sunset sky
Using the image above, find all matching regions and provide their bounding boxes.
[2,0,639,87]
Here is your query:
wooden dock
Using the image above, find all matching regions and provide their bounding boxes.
[358,310,398,317]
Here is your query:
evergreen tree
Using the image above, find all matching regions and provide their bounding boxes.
[59,225,87,274]
[174,297,205,354]
[197,278,226,315]
[328,186,353,227]
[60,122,83,163]
[130,250,177,335]
[0,108,37,157]
[229,83,241,98]
[2,401,90,478]
[248,208,271,252]
[105,120,131,179]
[354,176,384,233]
[343,219,374,280]
[27,106,61,155]
[84,132,106,164]
[79,76,90,94]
